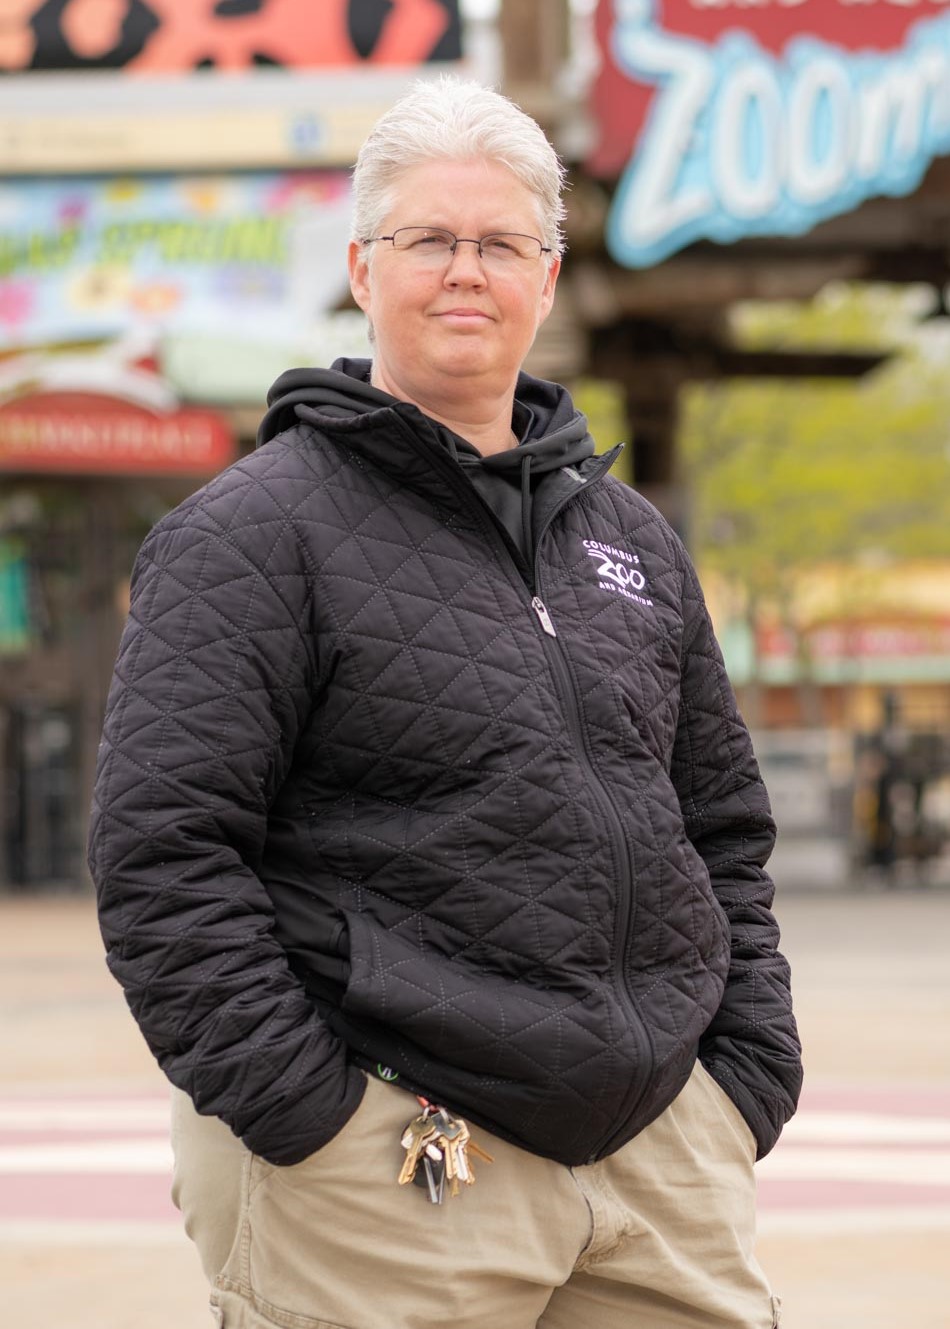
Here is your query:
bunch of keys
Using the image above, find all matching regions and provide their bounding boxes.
[397,1100,493,1204]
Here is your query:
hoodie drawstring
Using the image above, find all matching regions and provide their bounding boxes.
[520,453,533,564]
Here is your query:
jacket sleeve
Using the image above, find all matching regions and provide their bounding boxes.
[669,553,803,1158]
[87,491,365,1165]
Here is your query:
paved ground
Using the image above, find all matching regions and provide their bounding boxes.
[2,883,949,1329]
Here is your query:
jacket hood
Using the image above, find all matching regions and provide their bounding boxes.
[257,357,595,474]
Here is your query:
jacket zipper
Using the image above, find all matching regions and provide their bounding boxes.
[528,514,654,1161]
[394,420,652,1157]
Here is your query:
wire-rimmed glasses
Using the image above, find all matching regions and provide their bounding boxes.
[362,226,552,268]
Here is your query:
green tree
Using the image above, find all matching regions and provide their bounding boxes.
[680,284,950,719]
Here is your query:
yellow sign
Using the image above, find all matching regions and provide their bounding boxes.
[0,97,398,172]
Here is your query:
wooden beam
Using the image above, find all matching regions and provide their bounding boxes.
[692,349,890,380]
[498,0,568,83]
[498,0,569,126]
[571,255,869,323]
[590,324,888,383]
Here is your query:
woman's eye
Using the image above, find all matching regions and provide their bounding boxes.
[483,238,519,258]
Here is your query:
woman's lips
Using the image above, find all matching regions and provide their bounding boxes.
[436,309,492,325]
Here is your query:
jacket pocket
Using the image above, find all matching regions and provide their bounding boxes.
[338,910,644,1162]
[341,911,602,1080]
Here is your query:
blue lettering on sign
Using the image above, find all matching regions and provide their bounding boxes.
[606,2,950,267]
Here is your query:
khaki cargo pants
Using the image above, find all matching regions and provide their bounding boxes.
[171,1061,781,1329]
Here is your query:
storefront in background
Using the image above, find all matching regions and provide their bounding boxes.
[0,167,371,889]
[0,354,239,888]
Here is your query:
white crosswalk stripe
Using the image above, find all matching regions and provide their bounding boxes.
[760,1145,950,1187]
[0,1139,173,1173]
[777,1111,950,1145]
[0,1102,171,1131]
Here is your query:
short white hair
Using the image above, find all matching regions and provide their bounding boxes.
[351,75,567,258]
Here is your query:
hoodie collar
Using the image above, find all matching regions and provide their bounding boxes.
[258,357,596,476]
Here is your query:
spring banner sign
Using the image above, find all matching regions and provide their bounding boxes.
[0,172,353,350]
[590,0,950,267]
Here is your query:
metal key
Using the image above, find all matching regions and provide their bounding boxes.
[450,1117,495,1185]
[417,1147,445,1204]
[433,1112,466,1195]
[451,1118,473,1185]
[398,1113,438,1186]
[466,1137,494,1165]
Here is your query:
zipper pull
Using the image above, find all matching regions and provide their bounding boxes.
[531,596,557,637]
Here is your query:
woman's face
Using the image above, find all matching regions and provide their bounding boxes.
[348,157,560,415]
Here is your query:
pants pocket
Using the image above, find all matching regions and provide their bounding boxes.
[171,1087,250,1284]
[211,1281,353,1329]
[213,1076,414,1329]
[696,1061,758,1159]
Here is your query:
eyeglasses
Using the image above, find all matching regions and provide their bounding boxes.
[362,226,552,267]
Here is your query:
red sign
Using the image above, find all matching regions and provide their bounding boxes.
[2,0,458,74]
[759,618,950,662]
[0,389,235,475]
[654,1,928,53]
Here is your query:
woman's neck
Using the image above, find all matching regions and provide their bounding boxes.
[425,409,519,457]
[369,365,518,457]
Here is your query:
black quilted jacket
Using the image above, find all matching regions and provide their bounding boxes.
[88,364,801,1168]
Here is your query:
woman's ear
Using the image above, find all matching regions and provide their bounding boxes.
[538,256,561,326]
[348,240,371,316]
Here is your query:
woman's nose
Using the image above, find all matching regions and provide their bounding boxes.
[443,240,487,283]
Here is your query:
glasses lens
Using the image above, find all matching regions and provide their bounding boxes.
[391,228,455,258]
[480,234,543,262]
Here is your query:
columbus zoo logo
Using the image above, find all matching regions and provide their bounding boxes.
[584,539,654,607]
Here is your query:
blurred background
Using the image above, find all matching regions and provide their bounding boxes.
[1,2,949,1327]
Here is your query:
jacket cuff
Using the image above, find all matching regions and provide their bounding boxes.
[238,1062,368,1166]
[699,1048,803,1160]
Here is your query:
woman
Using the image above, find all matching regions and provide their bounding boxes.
[89,76,800,1328]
